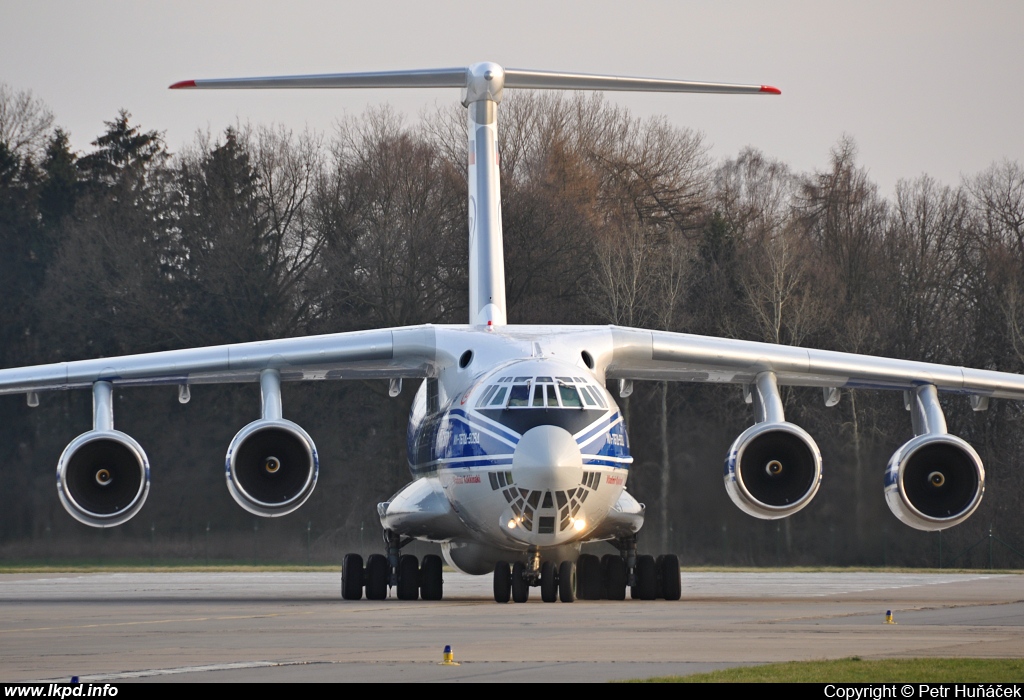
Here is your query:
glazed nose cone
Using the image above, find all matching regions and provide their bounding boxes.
[512,425,583,491]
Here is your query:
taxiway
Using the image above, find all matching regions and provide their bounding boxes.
[1,571,1021,682]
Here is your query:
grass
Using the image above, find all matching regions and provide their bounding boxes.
[629,657,1024,683]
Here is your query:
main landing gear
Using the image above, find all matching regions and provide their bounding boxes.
[493,537,681,603]
[341,529,444,601]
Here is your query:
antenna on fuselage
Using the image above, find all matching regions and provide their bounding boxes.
[171,63,780,327]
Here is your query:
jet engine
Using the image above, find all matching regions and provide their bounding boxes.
[724,421,823,519]
[225,419,318,517]
[57,430,150,528]
[884,434,984,531]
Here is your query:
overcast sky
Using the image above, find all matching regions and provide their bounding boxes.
[2,0,1021,195]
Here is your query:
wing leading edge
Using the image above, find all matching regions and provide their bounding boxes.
[0,325,439,396]
[605,326,1024,401]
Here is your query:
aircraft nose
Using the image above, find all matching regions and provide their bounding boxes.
[512,425,583,491]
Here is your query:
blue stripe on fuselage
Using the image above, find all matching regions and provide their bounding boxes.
[409,405,631,476]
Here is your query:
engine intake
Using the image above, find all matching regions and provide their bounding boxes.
[885,434,984,531]
[57,430,150,527]
[226,419,318,517]
[724,421,822,519]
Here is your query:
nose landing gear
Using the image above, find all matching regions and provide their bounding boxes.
[493,547,578,603]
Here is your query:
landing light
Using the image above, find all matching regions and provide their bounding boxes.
[507,518,517,529]
[572,518,586,532]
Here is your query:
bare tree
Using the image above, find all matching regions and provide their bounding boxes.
[0,83,54,162]
[318,107,465,329]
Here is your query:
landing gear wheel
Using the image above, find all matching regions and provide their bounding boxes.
[558,560,576,603]
[540,561,558,603]
[660,554,681,601]
[655,555,666,600]
[511,561,530,603]
[493,561,511,603]
[341,553,363,600]
[603,554,627,601]
[421,554,443,601]
[397,554,419,600]
[365,553,389,600]
[633,554,657,600]
[576,554,601,600]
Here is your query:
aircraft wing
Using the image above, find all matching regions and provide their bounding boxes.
[605,326,1024,402]
[0,325,439,396]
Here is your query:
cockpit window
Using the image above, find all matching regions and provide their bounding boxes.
[490,387,508,406]
[478,385,499,407]
[477,375,607,411]
[546,386,558,407]
[579,386,598,407]
[531,384,546,407]
[558,384,583,408]
[508,384,530,407]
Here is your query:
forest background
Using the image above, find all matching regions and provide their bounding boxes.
[2,84,1023,568]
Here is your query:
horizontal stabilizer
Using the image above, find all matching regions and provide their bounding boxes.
[170,67,467,90]
[171,64,780,96]
[504,68,779,95]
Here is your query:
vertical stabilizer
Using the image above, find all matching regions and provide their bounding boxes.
[171,62,779,328]
[464,62,508,327]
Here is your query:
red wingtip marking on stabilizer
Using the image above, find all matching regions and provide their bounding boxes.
[169,80,197,90]
[760,85,781,95]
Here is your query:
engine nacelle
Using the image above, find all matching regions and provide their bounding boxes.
[724,421,822,519]
[57,430,150,528]
[225,419,318,517]
[884,434,984,531]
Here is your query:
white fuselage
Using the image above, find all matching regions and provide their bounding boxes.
[378,326,644,574]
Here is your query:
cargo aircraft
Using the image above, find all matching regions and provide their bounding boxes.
[1,63,1020,604]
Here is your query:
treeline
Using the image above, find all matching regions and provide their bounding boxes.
[2,84,1023,567]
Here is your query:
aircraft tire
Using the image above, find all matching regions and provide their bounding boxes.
[576,554,601,599]
[341,553,364,600]
[603,554,627,601]
[540,561,558,602]
[493,561,511,603]
[633,554,657,600]
[511,561,530,603]
[660,554,681,601]
[420,554,443,601]
[558,560,576,603]
[365,553,389,600]
[397,554,419,600]
[655,555,666,599]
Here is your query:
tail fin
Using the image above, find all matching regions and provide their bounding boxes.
[172,62,779,326]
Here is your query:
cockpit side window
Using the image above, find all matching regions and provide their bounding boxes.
[579,386,598,407]
[477,385,499,407]
[490,386,508,407]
